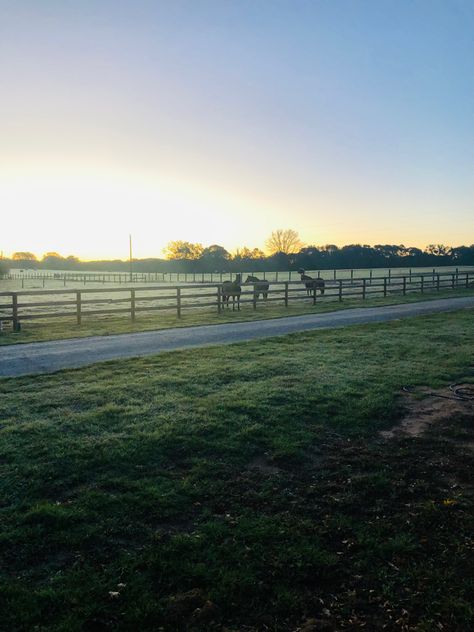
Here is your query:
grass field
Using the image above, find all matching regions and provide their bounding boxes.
[6,265,474,287]
[1,310,474,630]
[1,286,474,346]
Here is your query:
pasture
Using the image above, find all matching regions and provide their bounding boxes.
[5,265,474,288]
[1,310,474,630]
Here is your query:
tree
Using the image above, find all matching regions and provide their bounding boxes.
[42,252,65,269]
[425,244,452,257]
[163,241,204,260]
[201,244,230,260]
[233,247,265,260]
[0,259,9,276]
[12,252,37,261]
[200,244,231,271]
[265,229,304,255]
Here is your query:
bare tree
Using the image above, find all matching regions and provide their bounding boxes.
[265,229,304,255]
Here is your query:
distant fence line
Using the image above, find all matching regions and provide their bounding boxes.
[2,265,474,288]
[1,270,473,332]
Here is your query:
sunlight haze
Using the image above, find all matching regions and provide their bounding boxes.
[2,1,473,259]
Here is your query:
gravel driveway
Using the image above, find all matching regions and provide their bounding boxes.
[1,296,473,378]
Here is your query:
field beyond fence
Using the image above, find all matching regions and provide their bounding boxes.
[3,264,474,288]
[1,269,473,332]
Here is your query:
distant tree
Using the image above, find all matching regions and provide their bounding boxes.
[200,244,231,271]
[12,252,37,261]
[233,247,265,260]
[451,245,474,265]
[0,259,9,276]
[374,244,405,259]
[42,252,65,269]
[425,244,452,257]
[163,241,204,260]
[265,229,304,255]
[320,244,339,254]
[201,244,230,260]
[404,247,423,258]
[62,255,80,270]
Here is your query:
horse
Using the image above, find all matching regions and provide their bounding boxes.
[245,275,269,300]
[298,269,325,296]
[222,274,242,310]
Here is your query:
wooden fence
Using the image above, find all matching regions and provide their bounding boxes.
[1,270,473,332]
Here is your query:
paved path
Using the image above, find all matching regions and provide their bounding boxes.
[1,296,473,378]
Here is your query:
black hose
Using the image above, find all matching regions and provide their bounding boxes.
[402,384,474,401]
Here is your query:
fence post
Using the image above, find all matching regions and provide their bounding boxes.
[362,278,366,299]
[466,272,470,289]
[76,291,82,325]
[276,271,279,282]
[284,282,289,307]
[12,293,20,332]
[403,276,406,295]
[420,275,424,294]
[217,285,222,312]
[452,273,455,289]
[350,269,354,282]
[383,277,387,297]
[370,269,373,285]
[177,287,181,318]
[253,286,257,310]
[334,269,337,281]
[131,289,136,321]
[289,271,292,282]
[312,284,316,305]
[339,280,343,302]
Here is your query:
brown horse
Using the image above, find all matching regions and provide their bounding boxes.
[298,269,325,296]
[222,274,242,310]
[245,275,269,300]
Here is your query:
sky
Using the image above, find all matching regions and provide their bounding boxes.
[1,0,473,260]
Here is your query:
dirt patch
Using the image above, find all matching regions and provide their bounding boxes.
[380,384,474,439]
[247,455,281,475]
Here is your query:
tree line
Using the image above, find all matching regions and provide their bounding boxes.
[2,230,474,275]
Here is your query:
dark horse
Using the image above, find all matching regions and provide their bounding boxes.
[222,274,242,310]
[298,269,325,296]
[245,275,269,300]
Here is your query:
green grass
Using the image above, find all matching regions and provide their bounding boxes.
[1,311,474,630]
[1,286,473,345]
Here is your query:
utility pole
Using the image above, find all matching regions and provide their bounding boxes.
[129,234,133,283]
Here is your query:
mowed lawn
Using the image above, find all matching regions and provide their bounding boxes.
[1,311,474,630]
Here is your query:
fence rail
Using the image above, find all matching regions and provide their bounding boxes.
[1,271,473,332]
